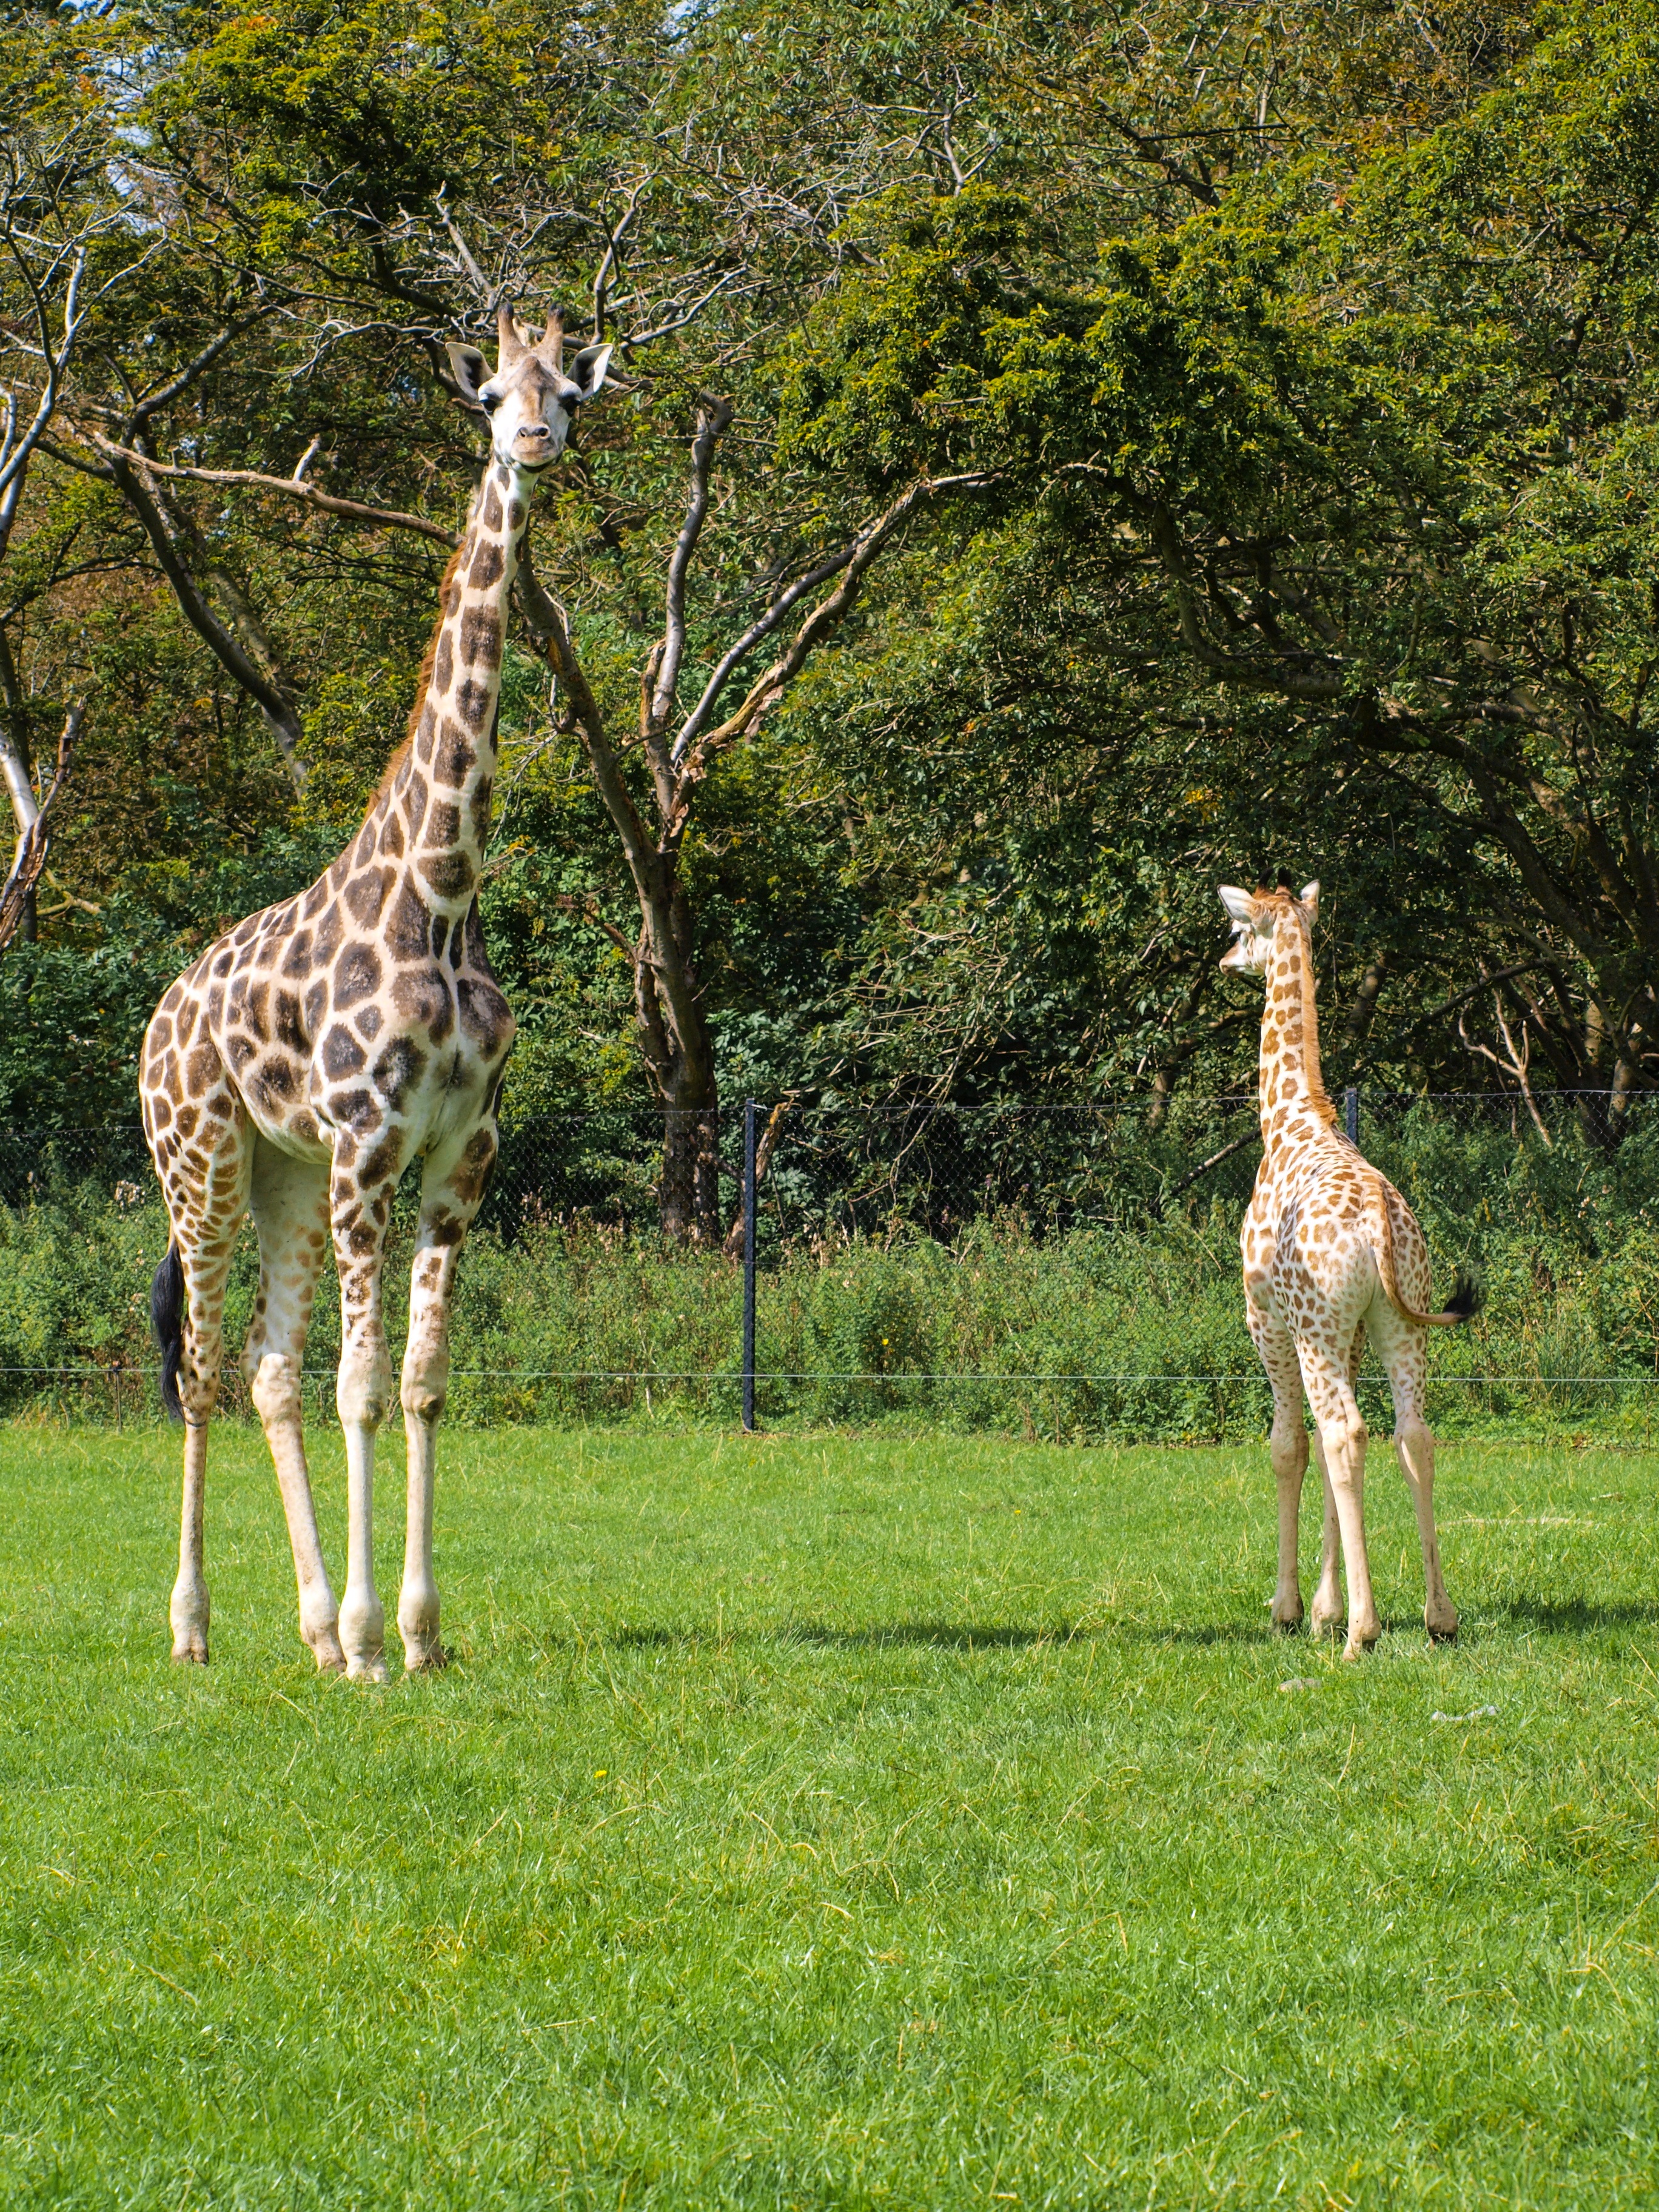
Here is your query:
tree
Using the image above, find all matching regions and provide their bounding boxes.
[774,4,1659,1109]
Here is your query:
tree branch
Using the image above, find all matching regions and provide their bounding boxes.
[84,432,461,547]
[648,398,732,769]
[101,449,309,782]
[669,471,1000,795]
[0,701,79,956]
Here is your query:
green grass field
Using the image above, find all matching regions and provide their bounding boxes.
[1,1423,1657,2208]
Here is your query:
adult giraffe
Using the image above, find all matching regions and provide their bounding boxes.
[1218,879,1478,1660]
[140,305,611,1679]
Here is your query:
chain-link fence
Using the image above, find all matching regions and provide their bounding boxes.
[1,1090,1655,1439]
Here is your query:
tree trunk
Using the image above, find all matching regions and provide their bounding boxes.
[637,902,722,1245]
[659,1099,722,1245]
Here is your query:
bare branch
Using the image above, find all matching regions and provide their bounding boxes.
[83,433,461,547]
[668,542,858,769]
[669,471,1000,794]
[434,190,494,305]
[0,243,85,552]
[593,176,651,341]
[650,399,732,748]
[0,701,79,956]
[618,268,757,352]
[121,309,276,440]
[99,448,309,782]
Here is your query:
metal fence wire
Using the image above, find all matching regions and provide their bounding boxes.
[0,1088,1655,1439]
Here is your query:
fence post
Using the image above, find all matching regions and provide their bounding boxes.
[742,1099,759,1433]
[1344,1086,1359,1147]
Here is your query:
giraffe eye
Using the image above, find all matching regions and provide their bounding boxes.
[480,389,502,415]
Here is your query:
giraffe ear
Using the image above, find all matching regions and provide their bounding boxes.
[1299,879,1320,922]
[1218,884,1258,928]
[445,342,489,407]
[566,341,613,401]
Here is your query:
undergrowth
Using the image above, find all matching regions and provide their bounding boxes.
[1,1102,1655,1439]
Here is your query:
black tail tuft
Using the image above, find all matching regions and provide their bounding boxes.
[1443,1268,1483,1324]
[151,1243,185,1423]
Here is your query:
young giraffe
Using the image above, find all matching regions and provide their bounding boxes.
[1218,880,1478,1660]
[141,305,611,1679]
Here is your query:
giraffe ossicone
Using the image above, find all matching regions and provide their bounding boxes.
[139,301,611,1678]
[1219,878,1479,1660]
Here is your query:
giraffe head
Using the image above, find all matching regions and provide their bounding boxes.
[1218,879,1319,974]
[446,303,612,484]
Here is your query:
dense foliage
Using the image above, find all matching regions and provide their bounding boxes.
[2,0,1655,1145]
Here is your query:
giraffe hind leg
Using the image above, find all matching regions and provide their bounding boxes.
[1307,1429,1344,1641]
[1370,1302,1458,1641]
[1301,1345,1378,1660]
[154,1099,252,1664]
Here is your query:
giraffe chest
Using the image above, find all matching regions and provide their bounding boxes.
[179,874,515,1164]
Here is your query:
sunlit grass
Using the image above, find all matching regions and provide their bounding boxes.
[1,1423,1655,2207]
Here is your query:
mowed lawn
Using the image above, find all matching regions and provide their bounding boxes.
[1,1426,1657,2209]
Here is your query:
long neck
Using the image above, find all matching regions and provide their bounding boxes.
[389,460,528,911]
[1259,913,1336,1148]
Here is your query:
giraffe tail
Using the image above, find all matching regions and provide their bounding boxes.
[1372,1185,1483,1329]
[150,1243,185,1423]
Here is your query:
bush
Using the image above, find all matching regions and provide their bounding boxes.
[2,1098,1655,1441]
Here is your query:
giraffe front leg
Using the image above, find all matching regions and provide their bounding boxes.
[1245,1292,1306,1629]
[397,1133,494,1672]
[397,1238,452,1674]
[332,1157,398,1684]
[246,1145,344,1673]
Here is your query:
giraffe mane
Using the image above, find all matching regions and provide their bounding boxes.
[364,528,474,817]
[1285,899,1338,1127]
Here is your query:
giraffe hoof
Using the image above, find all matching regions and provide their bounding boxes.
[1428,1621,1459,1646]
[1309,1611,1344,1643]
[399,1622,448,1672]
[310,1638,347,1676]
[346,1654,389,1684]
[171,1633,209,1665]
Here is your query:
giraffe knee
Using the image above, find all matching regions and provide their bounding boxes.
[249,1353,304,1429]
[1270,1420,1307,1482]
[401,1362,448,1427]
[1322,1412,1367,1476]
[337,1346,394,1429]
[1396,1414,1433,1469]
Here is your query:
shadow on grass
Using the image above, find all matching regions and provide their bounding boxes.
[1484,1595,1659,1633]
[598,1603,1659,1651]
[606,1618,1285,1652]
